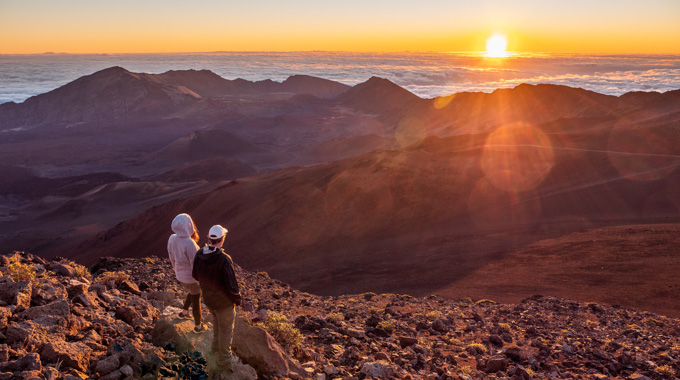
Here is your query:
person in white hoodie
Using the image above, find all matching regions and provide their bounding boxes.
[167,213,207,333]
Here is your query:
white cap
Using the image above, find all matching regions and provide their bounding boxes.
[208,225,228,240]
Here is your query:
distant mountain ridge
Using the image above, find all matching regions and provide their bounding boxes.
[0,67,351,130]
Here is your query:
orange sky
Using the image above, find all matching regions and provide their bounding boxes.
[1,0,679,54]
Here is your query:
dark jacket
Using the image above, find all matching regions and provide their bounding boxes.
[192,245,242,310]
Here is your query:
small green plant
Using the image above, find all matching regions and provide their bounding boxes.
[262,312,303,350]
[141,257,156,264]
[449,338,463,346]
[257,271,270,279]
[643,318,664,327]
[467,343,487,355]
[7,262,36,283]
[326,312,344,324]
[378,320,394,334]
[426,310,442,320]
[67,260,92,281]
[95,271,130,285]
[656,364,675,378]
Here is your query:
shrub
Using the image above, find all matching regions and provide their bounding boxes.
[67,260,92,281]
[498,323,511,332]
[262,312,303,350]
[95,271,130,285]
[141,257,156,264]
[459,366,472,374]
[643,317,664,327]
[657,364,675,378]
[378,320,394,334]
[7,262,36,283]
[426,310,442,321]
[363,292,377,300]
[467,343,487,355]
[257,271,270,279]
[326,312,344,324]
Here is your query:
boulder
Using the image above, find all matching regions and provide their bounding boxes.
[118,280,141,295]
[73,291,100,308]
[30,279,67,306]
[94,354,120,376]
[98,369,123,380]
[66,280,90,298]
[0,277,32,309]
[484,355,509,373]
[144,291,174,304]
[152,313,307,378]
[0,353,42,372]
[360,360,395,379]
[46,263,76,277]
[0,345,9,363]
[18,300,70,320]
[433,318,449,332]
[345,328,365,339]
[4,321,57,351]
[0,308,11,329]
[115,305,141,325]
[398,336,418,347]
[41,341,92,372]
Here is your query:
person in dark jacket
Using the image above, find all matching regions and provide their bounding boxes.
[192,224,242,370]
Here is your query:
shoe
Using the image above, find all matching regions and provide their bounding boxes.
[216,356,233,372]
[178,310,192,320]
[193,323,209,334]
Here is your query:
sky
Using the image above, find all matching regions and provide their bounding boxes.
[1,0,680,54]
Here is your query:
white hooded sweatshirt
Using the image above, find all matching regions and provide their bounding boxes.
[167,213,200,284]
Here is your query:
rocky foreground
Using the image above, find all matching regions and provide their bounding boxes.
[0,252,678,379]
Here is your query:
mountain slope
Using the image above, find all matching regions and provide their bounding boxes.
[0,67,202,130]
[56,124,680,315]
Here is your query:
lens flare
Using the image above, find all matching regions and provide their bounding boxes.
[481,124,555,193]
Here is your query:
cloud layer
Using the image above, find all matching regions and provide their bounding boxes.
[1,52,679,104]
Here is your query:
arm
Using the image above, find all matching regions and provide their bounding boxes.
[167,238,176,269]
[222,257,242,306]
[191,251,199,281]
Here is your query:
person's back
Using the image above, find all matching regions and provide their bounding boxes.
[168,214,200,282]
[192,225,241,371]
[193,244,241,310]
[168,213,205,332]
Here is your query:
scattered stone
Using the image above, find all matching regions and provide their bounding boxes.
[360,360,394,378]
[41,341,92,372]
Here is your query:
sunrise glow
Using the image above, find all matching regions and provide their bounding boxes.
[485,35,508,57]
[1,1,679,54]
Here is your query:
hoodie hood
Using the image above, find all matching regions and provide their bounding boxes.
[171,213,195,238]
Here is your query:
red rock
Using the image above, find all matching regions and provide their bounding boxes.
[41,341,92,372]
[18,300,70,320]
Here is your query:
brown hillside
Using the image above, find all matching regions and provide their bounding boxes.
[58,122,680,315]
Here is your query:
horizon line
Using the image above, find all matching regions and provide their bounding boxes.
[3,50,680,57]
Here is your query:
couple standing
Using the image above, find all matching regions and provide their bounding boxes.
[167,213,242,371]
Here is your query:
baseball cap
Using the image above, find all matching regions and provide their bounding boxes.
[208,225,228,239]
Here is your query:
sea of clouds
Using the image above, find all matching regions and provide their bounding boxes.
[1,52,679,104]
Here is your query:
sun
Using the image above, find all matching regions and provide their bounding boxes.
[486,35,508,57]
